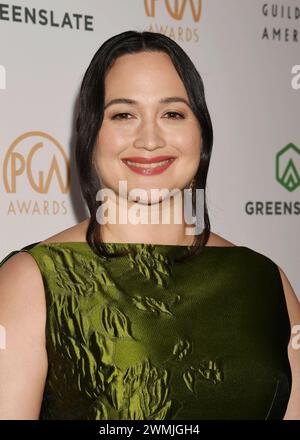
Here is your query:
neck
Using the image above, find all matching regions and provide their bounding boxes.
[97,191,197,245]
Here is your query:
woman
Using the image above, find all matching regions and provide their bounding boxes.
[0,30,299,420]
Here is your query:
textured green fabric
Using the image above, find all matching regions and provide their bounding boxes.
[0,242,292,420]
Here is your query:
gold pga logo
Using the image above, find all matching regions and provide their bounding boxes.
[144,0,202,22]
[3,131,70,216]
[3,131,70,194]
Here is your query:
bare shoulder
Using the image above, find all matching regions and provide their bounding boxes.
[206,232,237,247]
[37,217,90,246]
[0,251,47,418]
[277,266,300,419]
[0,251,46,348]
[0,237,50,340]
[0,248,42,285]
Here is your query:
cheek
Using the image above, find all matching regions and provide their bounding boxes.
[169,122,201,147]
[188,127,202,156]
[185,141,201,157]
[95,126,125,163]
[175,129,201,160]
[177,129,202,175]
[93,130,128,188]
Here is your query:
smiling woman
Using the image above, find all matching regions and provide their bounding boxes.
[0,30,299,421]
[75,34,212,255]
[92,50,204,225]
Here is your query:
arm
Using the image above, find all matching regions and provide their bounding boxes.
[278,266,300,420]
[0,252,48,419]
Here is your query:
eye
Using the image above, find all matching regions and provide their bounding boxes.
[111,112,132,120]
[111,111,184,120]
[164,111,184,119]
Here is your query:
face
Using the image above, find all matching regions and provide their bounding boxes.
[94,51,202,205]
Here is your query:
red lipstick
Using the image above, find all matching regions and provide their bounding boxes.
[122,155,175,163]
[121,156,176,176]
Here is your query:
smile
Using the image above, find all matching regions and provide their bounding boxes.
[122,158,176,175]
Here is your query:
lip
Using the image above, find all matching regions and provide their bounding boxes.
[121,155,175,164]
[121,156,176,176]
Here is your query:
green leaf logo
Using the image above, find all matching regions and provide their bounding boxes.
[276,143,300,192]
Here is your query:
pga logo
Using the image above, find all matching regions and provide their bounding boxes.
[291,65,300,90]
[0,64,6,90]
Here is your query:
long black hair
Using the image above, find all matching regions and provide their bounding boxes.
[75,30,213,262]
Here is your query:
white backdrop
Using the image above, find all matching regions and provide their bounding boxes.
[0,0,299,299]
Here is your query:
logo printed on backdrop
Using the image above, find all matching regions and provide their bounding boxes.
[0,3,94,31]
[244,143,300,216]
[144,0,202,42]
[0,65,6,90]
[3,131,70,215]
[262,2,300,42]
[276,143,300,192]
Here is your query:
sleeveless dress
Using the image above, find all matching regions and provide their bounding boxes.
[0,241,292,420]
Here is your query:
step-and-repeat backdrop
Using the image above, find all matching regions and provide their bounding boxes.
[0,0,299,299]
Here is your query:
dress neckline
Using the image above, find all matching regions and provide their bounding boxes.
[34,240,246,255]
[35,241,245,249]
[29,241,247,262]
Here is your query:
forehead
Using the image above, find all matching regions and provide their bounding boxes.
[104,51,188,98]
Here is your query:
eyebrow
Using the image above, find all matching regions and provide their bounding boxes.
[104,96,191,110]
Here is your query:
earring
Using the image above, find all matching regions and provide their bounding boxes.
[188,177,195,193]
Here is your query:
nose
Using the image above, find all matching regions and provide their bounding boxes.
[133,118,166,151]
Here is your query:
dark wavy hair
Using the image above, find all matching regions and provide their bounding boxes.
[75,30,213,262]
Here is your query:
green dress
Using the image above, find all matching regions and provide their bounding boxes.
[0,241,292,420]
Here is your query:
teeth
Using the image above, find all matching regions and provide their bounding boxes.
[125,159,173,168]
